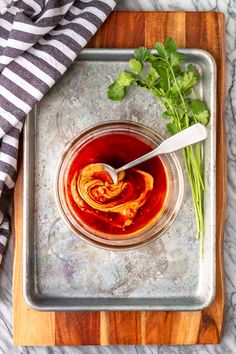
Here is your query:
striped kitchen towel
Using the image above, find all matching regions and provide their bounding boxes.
[0,0,117,264]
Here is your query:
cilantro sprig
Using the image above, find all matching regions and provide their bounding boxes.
[107,38,210,257]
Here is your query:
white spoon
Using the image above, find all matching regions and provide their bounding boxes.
[103,123,208,184]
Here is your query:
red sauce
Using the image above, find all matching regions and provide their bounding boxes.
[64,133,168,236]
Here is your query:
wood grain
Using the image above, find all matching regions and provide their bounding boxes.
[13,160,55,346]
[55,312,100,345]
[99,311,144,345]
[13,11,226,346]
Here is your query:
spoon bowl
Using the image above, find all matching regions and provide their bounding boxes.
[103,164,119,184]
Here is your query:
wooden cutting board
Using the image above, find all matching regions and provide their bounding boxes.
[13,11,226,346]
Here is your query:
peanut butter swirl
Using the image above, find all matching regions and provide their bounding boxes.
[71,163,154,227]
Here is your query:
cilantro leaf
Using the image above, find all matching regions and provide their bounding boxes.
[190,99,210,125]
[170,52,185,67]
[154,65,169,91]
[107,81,125,101]
[116,72,136,87]
[162,110,173,119]
[149,53,158,61]
[166,122,179,135]
[129,58,143,74]
[146,66,159,85]
[176,107,186,121]
[165,37,177,53]
[187,63,200,79]
[164,38,185,66]
[190,99,207,113]
[180,72,198,91]
[189,99,207,114]
[170,82,179,96]
[194,110,210,125]
[155,42,167,58]
[134,47,150,62]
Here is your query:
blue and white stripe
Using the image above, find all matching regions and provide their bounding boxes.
[0,0,116,262]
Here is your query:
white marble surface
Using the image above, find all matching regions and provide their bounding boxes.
[0,0,236,352]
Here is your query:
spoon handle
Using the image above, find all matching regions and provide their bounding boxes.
[115,123,208,174]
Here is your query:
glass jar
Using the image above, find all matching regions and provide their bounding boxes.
[54,121,184,250]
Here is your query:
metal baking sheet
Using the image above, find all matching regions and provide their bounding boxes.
[23,48,216,311]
